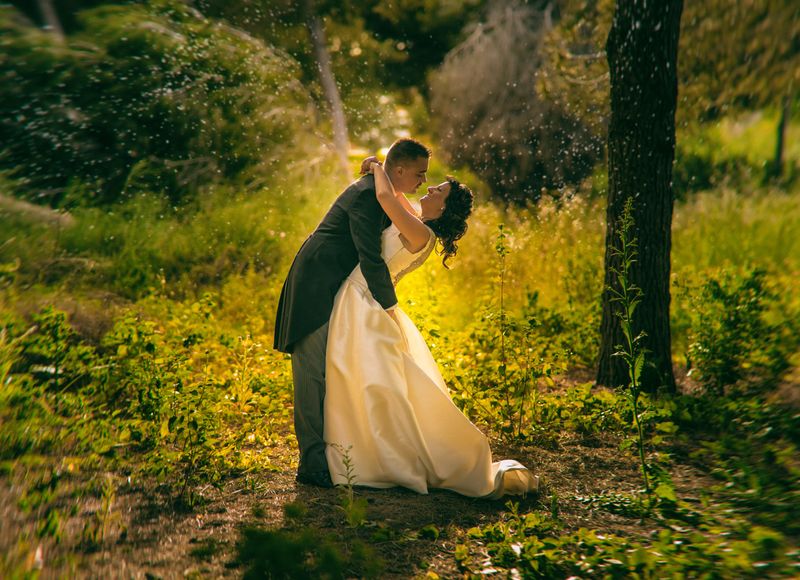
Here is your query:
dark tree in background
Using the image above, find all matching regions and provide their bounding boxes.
[430,1,603,204]
[34,0,63,38]
[597,0,683,392]
[302,0,350,178]
[11,0,110,32]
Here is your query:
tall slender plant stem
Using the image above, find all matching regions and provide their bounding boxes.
[496,225,510,420]
[611,199,651,501]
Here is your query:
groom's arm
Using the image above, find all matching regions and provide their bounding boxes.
[348,192,398,310]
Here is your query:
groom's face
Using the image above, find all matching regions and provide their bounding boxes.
[394,156,429,194]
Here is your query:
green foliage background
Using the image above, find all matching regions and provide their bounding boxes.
[0,1,318,205]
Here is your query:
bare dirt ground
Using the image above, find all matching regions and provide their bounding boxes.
[1,423,720,579]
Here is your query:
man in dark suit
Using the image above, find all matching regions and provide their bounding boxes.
[274,138,431,487]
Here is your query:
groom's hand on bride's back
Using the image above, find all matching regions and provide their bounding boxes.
[359,156,380,175]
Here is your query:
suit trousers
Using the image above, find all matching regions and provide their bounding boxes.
[290,321,330,475]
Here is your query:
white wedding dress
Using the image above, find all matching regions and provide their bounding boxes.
[324,224,539,499]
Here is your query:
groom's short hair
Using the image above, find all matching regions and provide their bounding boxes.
[385,138,431,168]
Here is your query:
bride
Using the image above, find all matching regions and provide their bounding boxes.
[323,159,539,499]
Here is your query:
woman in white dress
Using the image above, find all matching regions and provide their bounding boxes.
[323,160,539,499]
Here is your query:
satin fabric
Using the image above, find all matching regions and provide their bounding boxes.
[324,225,539,498]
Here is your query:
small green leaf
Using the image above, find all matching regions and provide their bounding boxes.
[419,524,440,540]
[633,352,645,383]
[454,543,470,563]
[654,483,677,502]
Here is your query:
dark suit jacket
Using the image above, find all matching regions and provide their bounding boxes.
[273,174,397,353]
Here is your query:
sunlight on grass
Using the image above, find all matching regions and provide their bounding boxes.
[673,186,800,272]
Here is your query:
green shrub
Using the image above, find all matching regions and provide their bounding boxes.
[17,306,97,391]
[686,268,795,393]
[460,502,796,578]
[0,1,316,206]
[235,525,383,579]
[671,394,800,535]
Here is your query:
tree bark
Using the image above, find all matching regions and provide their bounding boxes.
[36,0,64,40]
[303,0,350,179]
[597,0,683,393]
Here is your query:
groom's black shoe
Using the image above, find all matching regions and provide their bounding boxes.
[295,470,334,488]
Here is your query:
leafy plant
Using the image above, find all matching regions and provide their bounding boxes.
[235,525,382,579]
[576,491,649,518]
[494,224,512,422]
[81,475,122,551]
[37,507,63,543]
[458,503,796,578]
[672,393,800,534]
[686,268,793,393]
[446,224,574,441]
[0,320,33,390]
[331,444,368,527]
[18,307,96,391]
[608,198,654,503]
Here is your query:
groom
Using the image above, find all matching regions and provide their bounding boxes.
[274,138,431,487]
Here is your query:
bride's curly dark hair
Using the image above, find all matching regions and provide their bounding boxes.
[425,176,474,268]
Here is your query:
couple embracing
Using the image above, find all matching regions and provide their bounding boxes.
[274,138,538,499]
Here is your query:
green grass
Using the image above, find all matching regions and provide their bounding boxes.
[672,186,800,272]
[711,110,800,168]
[0,170,347,299]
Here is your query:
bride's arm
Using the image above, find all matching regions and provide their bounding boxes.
[393,185,419,218]
[360,155,419,218]
[372,162,432,253]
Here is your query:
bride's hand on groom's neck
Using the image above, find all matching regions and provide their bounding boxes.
[360,155,380,175]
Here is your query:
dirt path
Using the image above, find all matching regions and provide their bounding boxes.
[1,429,719,578]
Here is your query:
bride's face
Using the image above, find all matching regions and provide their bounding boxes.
[420,181,451,220]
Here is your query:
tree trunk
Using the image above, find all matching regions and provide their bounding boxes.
[597,0,683,393]
[303,0,350,179]
[770,94,789,180]
[36,0,64,40]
